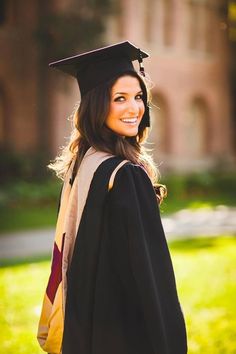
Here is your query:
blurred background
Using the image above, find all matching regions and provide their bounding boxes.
[0,0,236,353]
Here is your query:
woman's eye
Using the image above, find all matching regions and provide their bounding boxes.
[113,94,143,102]
[135,94,143,100]
[114,96,125,102]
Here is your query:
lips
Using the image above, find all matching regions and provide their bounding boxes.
[121,117,138,124]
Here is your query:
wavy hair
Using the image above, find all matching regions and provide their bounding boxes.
[49,71,167,201]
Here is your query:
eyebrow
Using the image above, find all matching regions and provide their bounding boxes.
[113,90,143,96]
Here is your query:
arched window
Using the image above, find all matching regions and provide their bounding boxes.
[147,93,169,160]
[183,97,210,157]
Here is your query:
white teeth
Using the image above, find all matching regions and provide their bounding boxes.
[121,118,138,123]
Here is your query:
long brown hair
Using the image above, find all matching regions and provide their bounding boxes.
[49,71,167,200]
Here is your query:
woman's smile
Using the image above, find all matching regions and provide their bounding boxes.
[120,117,138,124]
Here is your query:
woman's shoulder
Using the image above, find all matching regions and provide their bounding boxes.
[110,160,153,193]
[107,160,159,212]
[117,160,150,180]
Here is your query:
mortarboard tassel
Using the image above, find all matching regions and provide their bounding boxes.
[138,49,146,77]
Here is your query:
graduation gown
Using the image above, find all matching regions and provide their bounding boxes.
[62,156,187,354]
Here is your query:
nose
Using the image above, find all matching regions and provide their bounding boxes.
[127,98,139,115]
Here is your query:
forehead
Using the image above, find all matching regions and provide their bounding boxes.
[111,75,142,93]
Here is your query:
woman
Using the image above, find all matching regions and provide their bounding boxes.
[37,41,187,354]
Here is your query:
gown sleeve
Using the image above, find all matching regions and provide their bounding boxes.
[108,163,187,354]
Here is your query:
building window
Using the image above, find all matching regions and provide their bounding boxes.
[163,0,174,46]
[0,95,6,145]
[184,97,209,157]
[0,84,8,147]
[188,0,201,50]
[0,0,6,25]
[0,0,19,26]
[188,0,216,53]
[145,0,154,43]
[114,0,125,38]
[205,4,215,53]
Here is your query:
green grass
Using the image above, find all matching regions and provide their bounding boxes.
[0,205,57,233]
[0,259,50,353]
[160,194,236,215]
[169,236,236,353]
[1,236,236,353]
[0,178,61,233]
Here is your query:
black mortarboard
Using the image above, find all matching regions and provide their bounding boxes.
[49,41,150,127]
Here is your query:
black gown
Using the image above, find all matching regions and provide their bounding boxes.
[62,157,187,354]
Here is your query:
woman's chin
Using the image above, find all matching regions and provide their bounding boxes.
[116,127,139,137]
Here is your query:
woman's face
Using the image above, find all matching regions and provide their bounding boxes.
[105,75,145,137]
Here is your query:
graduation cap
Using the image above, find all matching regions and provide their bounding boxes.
[49,41,150,127]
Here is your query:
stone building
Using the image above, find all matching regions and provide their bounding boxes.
[0,0,234,173]
[105,0,234,172]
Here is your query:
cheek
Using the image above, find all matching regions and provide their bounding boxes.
[107,104,123,122]
[110,102,124,114]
